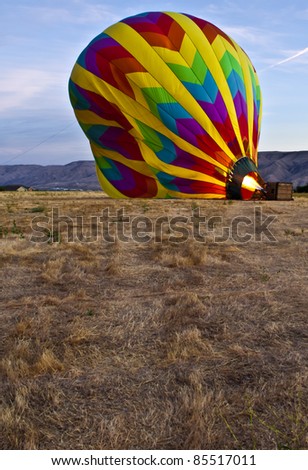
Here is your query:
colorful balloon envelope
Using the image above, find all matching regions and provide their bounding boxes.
[69,12,263,199]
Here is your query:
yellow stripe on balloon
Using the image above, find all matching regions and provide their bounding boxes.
[166,189,225,199]
[127,75,150,109]
[138,140,226,187]
[179,33,197,67]
[166,12,245,158]
[71,63,230,173]
[104,20,237,163]
[91,142,157,178]
[152,47,189,67]
[95,159,169,198]
[256,76,262,152]
[95,163,128,198]
[231,42,254,158]
[213,36,239,62]
[74,109,122,127]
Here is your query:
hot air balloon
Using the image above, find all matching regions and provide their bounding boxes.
[69,11,263,199]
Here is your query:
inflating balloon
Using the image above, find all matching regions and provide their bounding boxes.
[69,12,263,199]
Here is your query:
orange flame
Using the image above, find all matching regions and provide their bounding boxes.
[242,175,263,192]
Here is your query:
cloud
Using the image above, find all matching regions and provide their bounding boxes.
[261,47,308,71]
[21,2,121,26]
[271,47,308,66]
[0,68,65,114]
[222,25,270,46]
[295,8,308,20]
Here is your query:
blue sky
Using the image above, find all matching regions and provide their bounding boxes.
[1,0,308,165]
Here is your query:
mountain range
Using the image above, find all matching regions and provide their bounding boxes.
[1,151,307,191]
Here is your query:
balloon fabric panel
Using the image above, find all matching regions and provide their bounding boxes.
[69,12,262,198]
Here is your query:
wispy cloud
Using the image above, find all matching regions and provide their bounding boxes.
[295,8,308,20]
[222,25,271,47]
[21,3,121,26]
[262,47,308,71]
[0,68,65,114]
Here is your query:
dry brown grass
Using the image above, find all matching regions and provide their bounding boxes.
[0,191,307,450]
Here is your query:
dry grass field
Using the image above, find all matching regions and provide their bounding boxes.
[0,190,307,450]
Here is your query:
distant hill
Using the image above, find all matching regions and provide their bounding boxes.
[258,151,308,189]
[0,161,101,191]
[0,151,307,190]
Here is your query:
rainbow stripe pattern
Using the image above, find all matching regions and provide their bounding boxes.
[69,12,262,198]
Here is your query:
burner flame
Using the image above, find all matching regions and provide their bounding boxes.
[241,175,263,192]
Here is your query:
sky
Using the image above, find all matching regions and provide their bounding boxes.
[1,0,308,166]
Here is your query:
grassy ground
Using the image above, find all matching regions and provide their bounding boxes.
[0,191,307,450]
